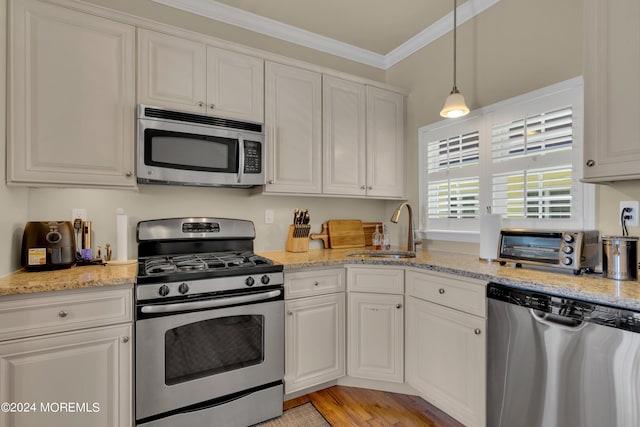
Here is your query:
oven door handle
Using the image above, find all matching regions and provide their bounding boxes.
[140,289,282,314]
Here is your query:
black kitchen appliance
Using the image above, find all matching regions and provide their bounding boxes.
[21,221,76,271]
[134,217,284,427]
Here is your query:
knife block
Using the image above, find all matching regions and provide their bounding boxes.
[286,224,310,253]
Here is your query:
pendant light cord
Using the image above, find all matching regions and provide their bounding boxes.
[452,0,458,91]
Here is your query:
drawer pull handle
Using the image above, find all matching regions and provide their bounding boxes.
[395,304,402,309]
[439,288,445,294]
[474,328,482,335]
[121,336,130,343]
[58,310,68,318]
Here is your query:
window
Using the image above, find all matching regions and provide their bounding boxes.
[419,77,594,242]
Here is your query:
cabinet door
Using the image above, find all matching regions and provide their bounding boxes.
[0,323,132,427]
[583,0,640,181]
[406,296,486,427]
[322,76,367,195]
[138,29,207,113]
[347,292,403,383]
[285,293,345,394]
[206,46,264,122]
[365,86,406,198]
[7,0,136,188]
[264,62,322,194]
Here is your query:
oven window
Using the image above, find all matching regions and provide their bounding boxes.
[145,129,238,172]
[164,315,264,386]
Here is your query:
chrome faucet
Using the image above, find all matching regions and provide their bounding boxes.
[390,202,416,252]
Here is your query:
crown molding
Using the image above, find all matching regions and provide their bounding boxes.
[151,0,500,70]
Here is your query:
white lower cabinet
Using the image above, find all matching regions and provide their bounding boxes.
[347,292,404,382]
[284,268,345,394]
[405,270,486,427]
[0,287,133,427]
[346,266,404,383]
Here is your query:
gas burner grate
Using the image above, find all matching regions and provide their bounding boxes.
[142,252,272,276]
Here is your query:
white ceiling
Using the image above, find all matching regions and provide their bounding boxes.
[151,0,500,69]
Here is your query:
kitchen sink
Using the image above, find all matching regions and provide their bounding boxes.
[346,250,416,258]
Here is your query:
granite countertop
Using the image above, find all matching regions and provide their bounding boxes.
[2,249,639,311]
[0,261,137,297]
[258,247,640,311]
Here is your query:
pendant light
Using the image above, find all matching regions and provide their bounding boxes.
[440,0,470,118]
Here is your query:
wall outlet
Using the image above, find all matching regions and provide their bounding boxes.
[264,209,274,224]
[619,201,639,227]
[72,208,87,222]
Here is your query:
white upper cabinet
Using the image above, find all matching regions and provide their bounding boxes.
[264,61,323,194]
[583,0,640,181]
[323,75,367,196]
[138,29,264,122]
[366,86,406,198]
[7,0,136,188]
[323,77,406,198]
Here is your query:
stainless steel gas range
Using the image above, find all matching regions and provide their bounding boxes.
[134,217,284,427]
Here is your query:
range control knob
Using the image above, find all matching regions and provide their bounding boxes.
[563,233,575,243]
[261,275,270,285]
[178,282,189,294]
[158,285,170,297]
[563,257,573,266]
[563,246,574,254]
[245,276,255,287]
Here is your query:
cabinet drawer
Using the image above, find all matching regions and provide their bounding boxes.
[347,266,404,294]
[285,268,345,299]
[0,287,133,341]
[405,269,486,317]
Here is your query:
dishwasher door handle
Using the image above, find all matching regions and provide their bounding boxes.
[530,309,586,330]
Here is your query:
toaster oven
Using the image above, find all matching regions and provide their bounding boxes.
[497,229,599,274]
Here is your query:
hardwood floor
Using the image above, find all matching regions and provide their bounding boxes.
[284,386,464,427]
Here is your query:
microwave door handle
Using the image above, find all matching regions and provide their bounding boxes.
[140,289,282,314]
[237,136,245,184]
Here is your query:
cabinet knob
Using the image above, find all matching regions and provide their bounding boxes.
[287,311,293,316]
[368,186,373,190]
[586,159,595,167]
[314,281,319,286]
[121,336,130,343]
[268,179,274,184]
[209,104,216,109]
[438,288,445,294]
[58,310,68,318]
[474,328,482,335]
[125,171,133,177]
[360,186,366,190]
[395,303,402,309]
[197,101,204,107]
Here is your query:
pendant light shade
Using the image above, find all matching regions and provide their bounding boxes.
[440,0,469,118]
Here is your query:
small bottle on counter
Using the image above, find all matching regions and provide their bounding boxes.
[382,223,391,250]
[372,224,382,250]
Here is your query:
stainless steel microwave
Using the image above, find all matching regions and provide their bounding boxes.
[497,228,599,274]
[136,105,265,187]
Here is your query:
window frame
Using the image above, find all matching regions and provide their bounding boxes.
[418,77,595,243]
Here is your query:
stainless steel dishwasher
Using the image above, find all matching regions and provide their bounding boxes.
[487,282,640,427]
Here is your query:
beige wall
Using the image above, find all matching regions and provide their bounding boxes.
[386,0,640,254]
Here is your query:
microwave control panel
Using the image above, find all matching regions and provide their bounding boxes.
[244,140,262,174]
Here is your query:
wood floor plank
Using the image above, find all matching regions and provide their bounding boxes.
[284,386,464,427]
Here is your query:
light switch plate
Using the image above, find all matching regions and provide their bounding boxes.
[264,209,274,224]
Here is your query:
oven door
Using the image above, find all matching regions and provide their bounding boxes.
[135,289,284,421]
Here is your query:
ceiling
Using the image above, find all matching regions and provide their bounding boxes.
[151,0,500,69]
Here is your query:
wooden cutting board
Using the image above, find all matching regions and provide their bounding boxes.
[327,220,365,249]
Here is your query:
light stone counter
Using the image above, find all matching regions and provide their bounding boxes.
[2,249,639,311]
[258,247,640,311]
[0,262,137,297]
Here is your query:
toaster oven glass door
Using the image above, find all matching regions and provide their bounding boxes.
[500,232,562,264]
